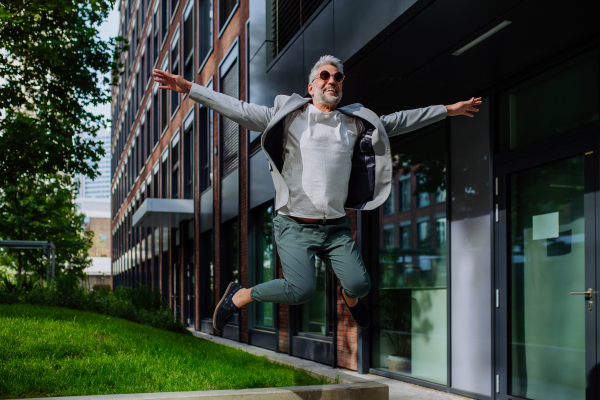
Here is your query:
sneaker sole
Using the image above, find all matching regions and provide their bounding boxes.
[213,281,236,332]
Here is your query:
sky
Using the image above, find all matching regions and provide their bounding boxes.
[87,2,121,127]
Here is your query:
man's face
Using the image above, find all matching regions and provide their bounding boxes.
[308,64,342,108]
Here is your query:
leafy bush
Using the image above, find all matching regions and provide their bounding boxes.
[0,272,189,334]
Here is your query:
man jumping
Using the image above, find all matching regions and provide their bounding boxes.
[153,55,481,331]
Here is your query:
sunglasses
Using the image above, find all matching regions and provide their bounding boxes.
[313,70,345,83]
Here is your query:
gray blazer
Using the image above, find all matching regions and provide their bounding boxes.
[189,83,447,212]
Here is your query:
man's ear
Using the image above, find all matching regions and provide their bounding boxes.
[308,82,314,97]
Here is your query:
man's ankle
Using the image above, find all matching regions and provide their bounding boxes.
[342,289,359,307]
[232,287,252,308]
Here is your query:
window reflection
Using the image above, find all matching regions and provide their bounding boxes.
[254,203,275,329]
[300,256,332,336]
[373,122,447,384]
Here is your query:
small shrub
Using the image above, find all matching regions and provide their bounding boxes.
[0,272,189,334]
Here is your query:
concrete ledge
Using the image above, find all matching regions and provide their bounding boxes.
[15,381,388,400]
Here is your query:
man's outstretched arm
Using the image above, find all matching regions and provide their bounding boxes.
[153,69,276,132]
[381,97,483,137]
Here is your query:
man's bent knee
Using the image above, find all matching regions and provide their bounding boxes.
[343,274,371,299]
[289,286,316,305]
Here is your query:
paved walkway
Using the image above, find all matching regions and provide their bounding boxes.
[189,330,469,400]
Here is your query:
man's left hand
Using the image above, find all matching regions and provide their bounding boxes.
[445,97,482,117]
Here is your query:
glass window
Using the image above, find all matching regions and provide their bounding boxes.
[435,216,446,249]
[161,155,168,198]
[219,0,237,32]
[399,174,411,212]
[160,62,169,135]
[223,219,239,325]
[170,31,180,118]
[399,221,411,250]
[499,50,598,151]
[254,203,275,329]
[417,219,430,250]
[382,180,395,216]
[183,1,194,82]
[153,89,159,145]
[154,8,160,65]
[416,174,430,208]
[201,231,215,318]
[171,0,178,17]
[183,123,193,199]
[373,122,447,384]
[300,256,333,336]
[198,0,213,67]
[171,140,180,199]
[200,104,214,191]
[145,107,151,159]
[161,0,168,43]
[382,224,395,249]
[220,61,239,177]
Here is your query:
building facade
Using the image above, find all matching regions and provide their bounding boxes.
[111,0,600,399]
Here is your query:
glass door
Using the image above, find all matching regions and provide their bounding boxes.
[496,138,596,400]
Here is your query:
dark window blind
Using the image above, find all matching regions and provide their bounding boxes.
[270,0,324,60]
[220,61,239,177]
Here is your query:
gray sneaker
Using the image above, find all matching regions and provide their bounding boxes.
[213,282,242,331]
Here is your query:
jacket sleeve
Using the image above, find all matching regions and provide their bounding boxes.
[380,105,447,138]
[188,83,277,132]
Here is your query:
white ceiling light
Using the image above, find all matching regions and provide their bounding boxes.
[452,20,512,56]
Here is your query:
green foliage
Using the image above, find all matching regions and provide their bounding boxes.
[379,289,415,357]
[0,173,93,280]
[0,273,188,334]
[0,304,329,398]
[0,0,126,185]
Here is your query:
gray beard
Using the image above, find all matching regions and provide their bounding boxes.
[313,88,342,107]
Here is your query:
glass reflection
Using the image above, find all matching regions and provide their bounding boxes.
[373,123,447,384]
[509,156,585,400]
[254,203,275,329]
[300,256,332,336]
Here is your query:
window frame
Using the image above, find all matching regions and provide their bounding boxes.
[197,0,214,74]
[217,0,238,39]
[170,25,181,120]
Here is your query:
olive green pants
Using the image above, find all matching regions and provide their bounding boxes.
[250,214,371,305]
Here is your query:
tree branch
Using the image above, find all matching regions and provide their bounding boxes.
[0,0,35,37]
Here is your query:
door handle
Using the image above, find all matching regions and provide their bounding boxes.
[570,288,593,299]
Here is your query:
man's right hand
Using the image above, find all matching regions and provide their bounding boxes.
[152,69,193,94]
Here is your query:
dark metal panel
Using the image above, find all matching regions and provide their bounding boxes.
[222,323,240,341]
[248,0,266,60]
[265,35,306,99]
[199,319,214,334]
[249,152,275,209]
[248,43,268,142]
[333,0,417,63]
[249,328,278,351]
[291,335,334,365]
[200,188,213,233]
[221,169,239,223]
[302,1,334,89]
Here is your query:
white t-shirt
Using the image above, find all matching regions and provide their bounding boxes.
[277,104,364,219]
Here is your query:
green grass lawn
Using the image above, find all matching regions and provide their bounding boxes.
[0,304,329,399]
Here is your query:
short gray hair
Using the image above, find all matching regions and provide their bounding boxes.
[308,55,344,83]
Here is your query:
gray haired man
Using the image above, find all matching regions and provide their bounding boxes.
[153,55,481,331]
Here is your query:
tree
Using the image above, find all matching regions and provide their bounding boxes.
[0,174,93,281]
[0,0,125,186]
